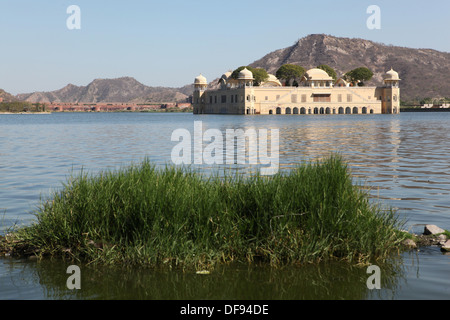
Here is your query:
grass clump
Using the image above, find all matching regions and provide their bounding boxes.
[11,155,407,269]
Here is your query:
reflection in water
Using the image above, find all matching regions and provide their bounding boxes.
[1,256,408,300]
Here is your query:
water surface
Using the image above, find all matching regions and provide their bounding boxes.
[0,112,449,299]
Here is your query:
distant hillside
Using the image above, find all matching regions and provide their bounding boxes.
[16,77,191,104]
[0,89,18,102]
[248,34,450,102]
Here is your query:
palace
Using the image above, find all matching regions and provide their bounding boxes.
[193,67,400,115]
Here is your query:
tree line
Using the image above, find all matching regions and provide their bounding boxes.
[0,101,47,113]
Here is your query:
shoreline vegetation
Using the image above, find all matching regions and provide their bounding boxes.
[0,110,193,114]
[0,101,193,114]
[0,112,52,114]
[1,155,436,271]
[0,101,49,113]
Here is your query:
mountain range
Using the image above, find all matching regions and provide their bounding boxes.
[6,34,450,104]
[15,77,193,104]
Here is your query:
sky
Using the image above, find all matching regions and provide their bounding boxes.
[0,0,449,95]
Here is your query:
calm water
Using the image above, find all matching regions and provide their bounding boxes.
[0,112,449,300]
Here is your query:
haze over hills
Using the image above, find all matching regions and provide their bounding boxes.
[10,34,450,104]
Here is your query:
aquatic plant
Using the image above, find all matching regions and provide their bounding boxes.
[12,155,407,269]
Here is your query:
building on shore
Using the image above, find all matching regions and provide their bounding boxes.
[193,68,400,115]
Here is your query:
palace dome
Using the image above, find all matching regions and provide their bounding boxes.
[238,68,254,80]
[261,74,282,87]
[304,68,333,81]
[194,74,207,85]
[267,74,279,82]
[384,68,400,81]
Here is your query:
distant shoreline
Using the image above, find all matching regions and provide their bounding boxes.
[2,109,448,114]
[0,112,52,114]
[401,108,450,112]
[0,109,193,114]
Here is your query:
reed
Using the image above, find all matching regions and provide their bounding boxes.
[13,155,407,269]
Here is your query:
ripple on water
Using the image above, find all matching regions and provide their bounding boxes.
[0,112,450,299]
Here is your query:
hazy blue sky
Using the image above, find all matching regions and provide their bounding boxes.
[0,0,449,94]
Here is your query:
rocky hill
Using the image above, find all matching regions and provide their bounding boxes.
[16,77,191,104]
[248,34,450,102]
[0,89,18,102]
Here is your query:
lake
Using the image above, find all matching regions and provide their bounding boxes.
[0,112,449,300]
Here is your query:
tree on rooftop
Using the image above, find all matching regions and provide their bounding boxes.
[419,97,432,105]
[344,67,373,86]
[251,68,269,86]
[275,64,305,86]
[231,66,269,86]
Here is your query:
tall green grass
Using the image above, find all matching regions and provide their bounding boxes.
[14,155,407,269]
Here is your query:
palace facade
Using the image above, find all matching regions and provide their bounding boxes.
[193,67,400,115]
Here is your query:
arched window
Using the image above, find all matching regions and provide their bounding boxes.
[314,107,319,114]
[345,107,351,114]
[276,107,281,115]
[320,107,324,114]
[286,107,291,114]
[300,107,306,114]
[325,107,331,114]
[293,107,299,114]
[362,107,367,114]
[353,107,358,114]
[338,107,344,114]
[269,110,273,115]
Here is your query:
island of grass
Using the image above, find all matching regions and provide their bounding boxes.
[2,155,411,269]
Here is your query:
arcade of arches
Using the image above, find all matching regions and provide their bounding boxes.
[268,106,374,115]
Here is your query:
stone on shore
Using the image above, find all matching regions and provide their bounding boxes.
[423,225,445,235]
[441,240,450,252]
[402,239,417,248]
[438,234,447,245]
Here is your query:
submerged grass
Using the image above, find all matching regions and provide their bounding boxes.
[11,155,408,269]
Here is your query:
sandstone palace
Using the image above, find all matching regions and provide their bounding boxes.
[193,67,400,115]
